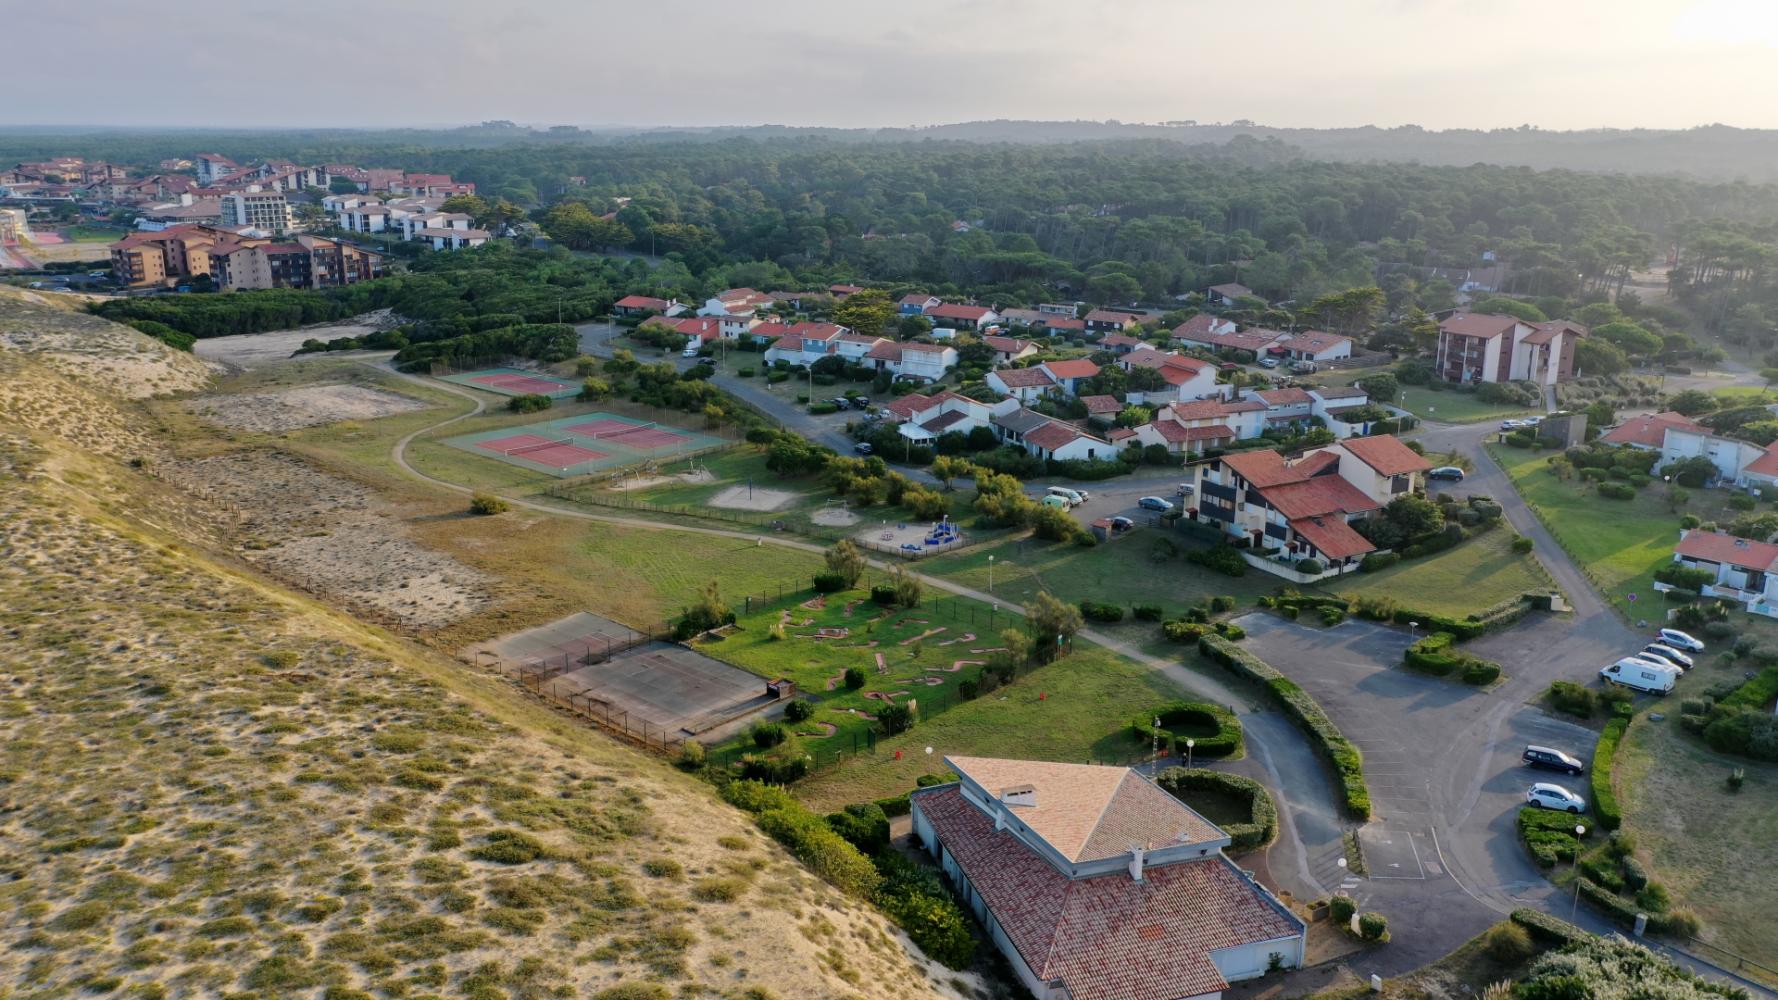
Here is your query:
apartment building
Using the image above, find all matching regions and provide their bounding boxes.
[210,235,383,290]
[219,189,294,235]
[1434,313,1586,385]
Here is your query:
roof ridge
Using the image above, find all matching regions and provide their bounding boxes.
[1078,770,1141,862]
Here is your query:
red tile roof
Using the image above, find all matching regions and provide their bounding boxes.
[927,303,994,321]
[1042,359,1101,380]
[1155,421,1234,443]
[1099,334,1144,348]
[1264,475,1382,520]
[1289,515,1377,559]
[1172,313,1229,338]
[885,393,932,420]
[1080,394,1123,414]
[1598,411,1704,449]
[1742,443,1778,479]
[1337,435,1431,477]
[1675,530,1778,572]
[1044,317,1087,331]
[1025,421,1090,451]
[993,367,1057,389]
[1279,329,1351,354]
[1521,319,1588,346]
[1085,308,1142,325]
[614,294,670,310]
[916,784,1300,1000]
[900,292,938,306]
[1208,282,1252,299]
[983,335,1034,355]
[1221,449,1300,488]
[1438,313,1519,339]
[1256,387,1314,406]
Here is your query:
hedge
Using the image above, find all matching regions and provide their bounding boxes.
[756,808,882,899]
[1198,635,1370,819]
[1185,545,1248,576]
[1721,666,1778,710]
[1510,908,1588,947]
[1130,702,1243,759]
[1080,600,1126,623]
[1518,808,1592,867]
[1591,716,1627,831]
[1154,767,1277,851]
[1404,631,1462,675]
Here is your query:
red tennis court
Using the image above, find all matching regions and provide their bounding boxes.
[474,433,607,467]
[468,372,574,394]
[561,419,691,449]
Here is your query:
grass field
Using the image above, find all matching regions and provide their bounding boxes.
[1333,527,1554,616]
[62,224,127,243]
[1396,386,1542,424]
[1616,709,1778,982]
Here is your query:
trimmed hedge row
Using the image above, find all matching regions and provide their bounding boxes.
[1590,715,1627,831]
[1154,767,1278,851]
[722,781,881,898]
[1518,807,1592,867]
[1199,635,1370,819]
[1129,701,1243,759]
[1510,908,1588,947]
[1403,631,1505,684]
[1722,666,1778,710]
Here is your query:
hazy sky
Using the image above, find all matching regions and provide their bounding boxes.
[15,0,1778,130]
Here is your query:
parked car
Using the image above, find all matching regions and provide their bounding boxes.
[1289,360,1318,374]
[87,269,108,278]
[1257,357,1281,369]
[1109,515,1135,532]
[1040,494,1071,509]
[829,397,854,410]
[1175,482,1196,497]
[852,442,873,455]
[1525,782,1587,813]
[1428,466,1465,482]
[1599,658,1680,694]
[1501,418,1529,430]
[1523,745,1585,776]
[1137,496,1175,512]
[1639,643,1695,670]
[1657,628,1705,652]
[1046,486,1086,507]
[681,343,701,358]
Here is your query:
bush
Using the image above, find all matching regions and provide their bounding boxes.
[843,667,865,690]
[1080,600,1125,623]
[877,702,913,735]
[1702,620,1736,641]
[1216,622,1246,641]
[825,802,891,854]
[737,753,810,784]
[1133,703,1244,759]
[1485,921,1536,962]
[1210,594,1236,613]
[1597,482,1636,500]
[756,807,881,899]
[870,584,898,606]
[1361,552,1400,572]
[1132,604,1165,622]
[1404,632,1461,675]
[1199,636,1369,818]
[811,572,847,594]
[1357,911,1388,941]
[1162,620,1211,644]
[750,722,788,748]
[469,491,510,516]
[507,393,553,413]
[1512,536,1534,554]
[1518,808,1591,866]
[1295,558,1324,575]
[784,699,814,723]
[1329,895,1357,924]
[1185,544,1248,577]
[1591,716,1627,831]
[1154,767,1275,850]
[1510,909,1587,947]
[1463,660,1502,685]
[1549,681,1597,718]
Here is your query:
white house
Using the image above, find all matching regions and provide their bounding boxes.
[986,366,1058,404]
[1171,313,1237,345]
[911,756,1305,1000]
[925,303,1000,330]
[1663,529,1778,618]
[991,408,1112,462]
[1121,347,1219,403]
[983,335,1040,366]
[640,315,723,349]
[1597,410,1778,490]
[761,322,850,366]
[699,287,775,318]
[1205,282,1254,306]
[1272,330,1353,363]
[884,390,1017,444]
[1037,359,1101,397]
[1129,397,1270,454]
[1173,322,1286,357]
[887,341,960,382]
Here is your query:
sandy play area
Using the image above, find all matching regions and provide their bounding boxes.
[811,506,861,526]
[184,383,430,433]
[708,484,800,512]
[608,468,715,492]
[195,309,403,368]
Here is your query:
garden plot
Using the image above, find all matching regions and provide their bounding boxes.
[183,383,430,433]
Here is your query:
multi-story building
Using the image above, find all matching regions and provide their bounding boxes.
[0,207,29,244]
[194,153,238,185]
[219,188,294,235]
[911,755,1305,1000]
[210,235,383,290]
[108,225,242,287]
[1434,313,1587,385]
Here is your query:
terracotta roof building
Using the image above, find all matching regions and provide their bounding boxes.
[912,756,1304,1000]
[1598,411,1706,450]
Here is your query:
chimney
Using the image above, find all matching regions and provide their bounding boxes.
[1129,845,1147,882]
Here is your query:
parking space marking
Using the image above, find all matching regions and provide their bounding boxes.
[1359,826,1428,880]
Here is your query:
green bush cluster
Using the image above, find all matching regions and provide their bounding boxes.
[1404,631,1504,684]
[1161,620,1210,644]
[1517,808,1591,867]
[1185,544,1248,576]
[1360,551,1400,572]
[1549,680,1598,718]
[1199,636,1370,819]
[871,850,975,969]
[1154,767,1277,851]
[811,572,847,594]
[717,783,881,898]
[1132,604,1165,621]
[1590,716,1627,831]
[1079,600,1126,623]
[1509,908,1586,947]
[1129,702,1244,759]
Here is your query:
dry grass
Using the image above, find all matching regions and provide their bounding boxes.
[0,291,214,398]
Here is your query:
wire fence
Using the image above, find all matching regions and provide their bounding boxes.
[1673,937,1778,990]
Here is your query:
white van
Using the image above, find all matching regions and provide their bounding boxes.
[1599,658,1680,694]
[1046,486,1085,507]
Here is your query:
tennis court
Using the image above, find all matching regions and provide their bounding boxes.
[444,411,728,477]
[437,366,580,399]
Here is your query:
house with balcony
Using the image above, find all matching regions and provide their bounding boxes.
[899,293,941,316]
[699,287,775,318]
[911,755,1305,1000]
[1039,359,1101,397]
[987,365,1057,403]
[1434,314,1586,385]
[1271,330,1353,363]
[1084,308,1144,334]
[925,303,1000,330]
[1597,410,1778,491]
[983,335,1040,366]
[1128,398,1269,455]
[1174,323,1286,358]
[884,390,1016,445]
[1187,435,1428,577]
[1662,529,1778,618]
[1120,347,1219,403]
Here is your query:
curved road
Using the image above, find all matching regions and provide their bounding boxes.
[376,362,1767,994]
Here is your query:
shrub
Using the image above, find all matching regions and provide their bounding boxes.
[1404,632,1461,675]
[870,584,897,606]
[824,802,890,854]
[1549,681,1597,718]
[737,753,810,784]
[1510,908,1586,947]
[1597,482,1636,500]
[1590,716,1626,830]
[1463,660,1502,685]
[1199,636,1369,818]
[472,830,547,864]
[756,807,881,898]
[1185,545,1248,576]
[469,492,510,516]
[1702,620,1736,641]
[1360,552,1400,572]
[1132,604,1165,622]
[678,739,706,770]
[1216,622,1246,641]
[811,572,847,594]
[750,722,788,748]
[1620,856,1648,892]
[1330,896,1357,924]
[784,699,813,723]
[507,393,553,413]
[1484,921,1536,963]
[1210,594,1237,612]
[1512,536,1534,554]
[843,667,865,689]
[1154,767,1275,850]
[1357,911,1388,941]
[1134,703,1244,759]
[877,703,913,735]
[1296,558,1324,575]
[721,780,796,814]
[1162,620,1211,644]
[1080,600,1125,623]
[1518,808,1591,866]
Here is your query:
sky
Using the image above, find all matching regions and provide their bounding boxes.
[14,0,1778,131]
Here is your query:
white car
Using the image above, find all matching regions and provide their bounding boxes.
[1640,643,1694,670]
[1526,783,1586,814]
[1258,357,1281,369]
[1501,418,1529,430]
[1658,628,1705,652]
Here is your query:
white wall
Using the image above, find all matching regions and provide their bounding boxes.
[1212,935,1304,981]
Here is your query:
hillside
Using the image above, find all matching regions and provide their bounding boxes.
[0,312,954,996]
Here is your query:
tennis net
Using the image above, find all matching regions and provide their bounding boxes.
[505,436,576,457]
[587,421,659,441]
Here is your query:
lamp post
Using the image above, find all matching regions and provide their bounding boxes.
[1570,824,1587,921]
[1153,717,1161,763]
[988,555,994,593]
[1186,737,1196,769]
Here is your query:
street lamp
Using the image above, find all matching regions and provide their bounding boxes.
[988,555,995,593]
[1186,737,1196,769]
[1570,824,1587,921]
[1153,718,1162,762]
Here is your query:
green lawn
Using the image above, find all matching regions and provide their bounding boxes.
[924,527,1278,620]
[1491,445,1682,618]
[1396,386,1542,424]
[63,224,127,243]
[1617,708,1778,982]
[1333,527,1554,617]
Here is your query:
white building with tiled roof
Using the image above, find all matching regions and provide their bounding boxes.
[912,756,1304,1000]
